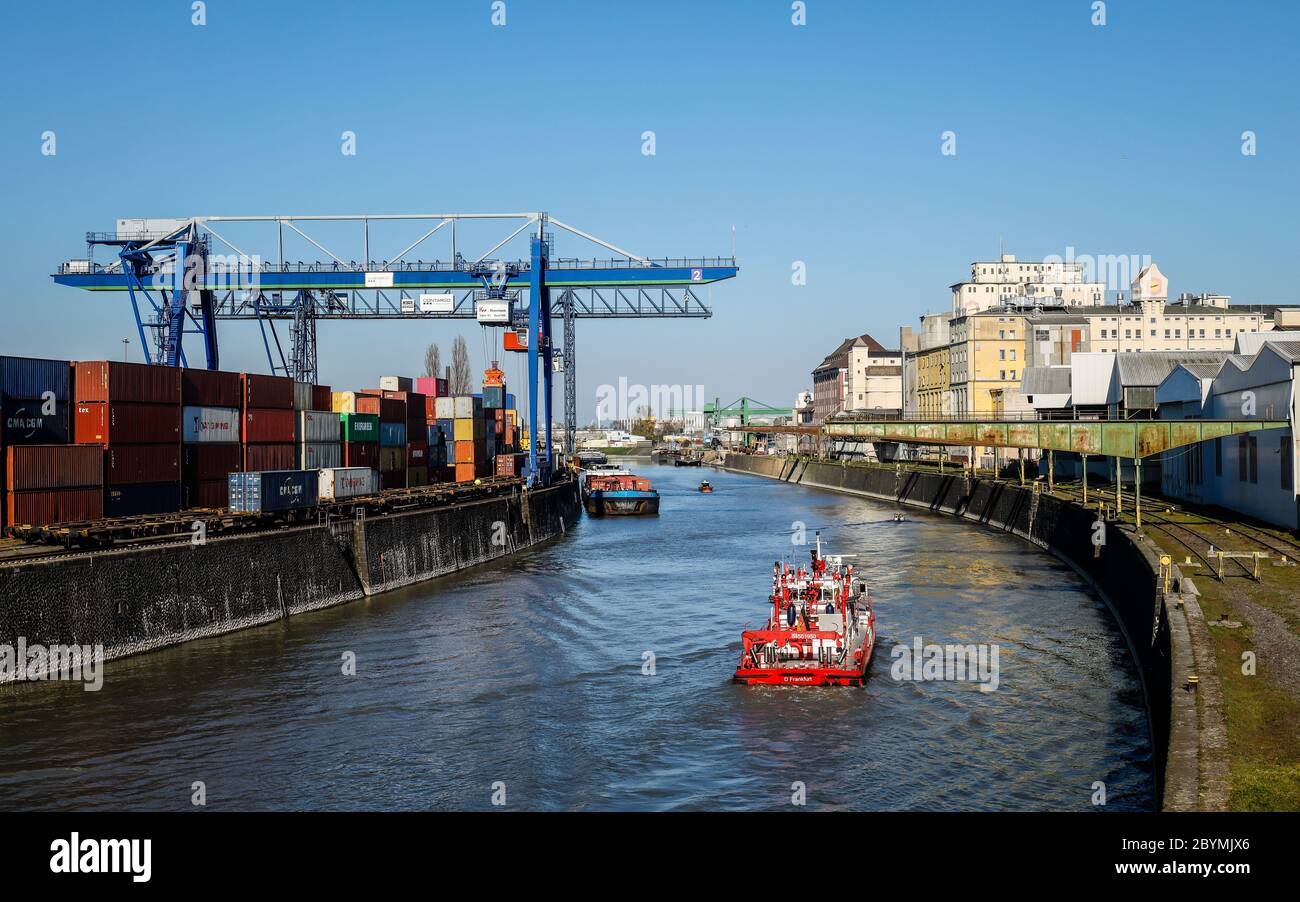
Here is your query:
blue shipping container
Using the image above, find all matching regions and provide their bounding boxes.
[505,393,515,410]
[379,421,407,447]
[106,482,182,518]
[228,470,319,513]
[2,399,70,444]
[0,356,71,403]
[436,418,454,441]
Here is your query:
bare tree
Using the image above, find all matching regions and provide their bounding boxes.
[424,342,442,379]
[451,335,472,394]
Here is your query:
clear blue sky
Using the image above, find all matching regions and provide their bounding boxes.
[1,0,1295,419]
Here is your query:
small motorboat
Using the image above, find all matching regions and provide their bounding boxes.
[734,534,875,687]
[698,481,714,493]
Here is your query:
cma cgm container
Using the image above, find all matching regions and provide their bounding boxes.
[75,402,180,444]
[318,467,378,501]
[241,373,294,410]
[1,356,72,446]
[182,406,241,443]
[228,470,319,513]
[74,361,181,405]
[2,356,71,403]
[2,397,70,445]
[299,442,342,470]
[181,368,241,408]
[106,482,181,518]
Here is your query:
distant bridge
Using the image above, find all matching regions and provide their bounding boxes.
[739,415,1289,460]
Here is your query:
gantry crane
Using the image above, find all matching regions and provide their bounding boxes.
[53,212,739,485]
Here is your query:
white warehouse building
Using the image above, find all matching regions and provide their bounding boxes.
[1156,340,1298,528]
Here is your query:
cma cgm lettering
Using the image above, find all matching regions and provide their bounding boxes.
[2,401,69,444]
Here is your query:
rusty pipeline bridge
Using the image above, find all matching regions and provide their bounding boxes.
[732,413,1290,528]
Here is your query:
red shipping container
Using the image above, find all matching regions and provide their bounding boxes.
[184,478,228,510]
[311,385,333,411]
[243,443,296,472]
[182,444,242,482]
[343,442,378,469]
[105,444,180,485]
[496,453,520,477]
[380,398,405,423]
[242,408,296,443]
[241,373,294,410]
[407,441,428,466]
[75,402,180,445]
[354,396,381,416]
[74,361,181,405]
[5,445,103,490]
[380,470,405,490]
[182,368,241,407]
[5,487,103,527]
[381,392,427,430]
[424,396,440,421]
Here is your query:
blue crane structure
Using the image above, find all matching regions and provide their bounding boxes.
[52,212,739,485]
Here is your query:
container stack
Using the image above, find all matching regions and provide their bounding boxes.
[241,373,296,473]
[398,390,428,487]
[375,391,408,490]
[451,394,485,482]
[5,445,104,527]
[181,368,243,509]
[1,356,73,532]
[74,361,182,518]
[295,381,341,471]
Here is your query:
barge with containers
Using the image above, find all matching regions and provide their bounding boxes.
[0,355,575,675]
[581,471,659,516]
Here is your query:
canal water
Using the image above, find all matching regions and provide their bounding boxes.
[0,462,1153,811]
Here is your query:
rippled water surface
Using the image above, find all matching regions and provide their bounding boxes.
[0,462,1152,810]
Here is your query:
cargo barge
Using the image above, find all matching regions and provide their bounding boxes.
[581,472,659,516]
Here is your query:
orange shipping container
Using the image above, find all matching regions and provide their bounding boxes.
[454,462,476,483]
[454,440,475,464]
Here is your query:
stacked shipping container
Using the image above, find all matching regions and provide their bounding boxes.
[2,357,78,529]
[241,373,296,473]
[181,368,242,508]
[74,361,181,518]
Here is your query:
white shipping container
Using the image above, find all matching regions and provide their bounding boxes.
[299,442,343,470]
[379,375,413,392]
[297,410,341,443]
[318,466,379,501]
[182,406,241,443]
[434,397,455,419]
[293,381,314,411]
[453,396,475,418]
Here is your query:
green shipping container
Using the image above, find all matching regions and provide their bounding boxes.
[340,412,380,443]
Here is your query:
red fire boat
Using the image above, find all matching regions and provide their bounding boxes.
[734,534,875,687]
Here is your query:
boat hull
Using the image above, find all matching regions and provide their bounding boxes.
[734,626,875,687]
[584,490,659,517]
